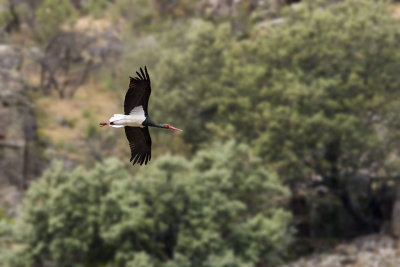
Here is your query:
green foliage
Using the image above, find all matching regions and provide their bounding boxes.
[35,0,77,41]
[137,0,400,235]
[0,2,14,27]
[0,208,14,264]
[85,122,98,138]
[112,0,154,30]
[253,0,400,180]
[4,143,291,266]
[82,109,92,119]
[82,0,109,17]
[150,20,246,148]
[0,0,28,34]
[6,160,124,267]
[152,0,400,181]
[0,220,15,266]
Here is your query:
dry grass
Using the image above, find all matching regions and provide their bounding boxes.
[62,15,112,33]
[390,3,400,18]
[36,79,120,143]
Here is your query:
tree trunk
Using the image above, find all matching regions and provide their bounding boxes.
[391,182,400,237]
[338,190,379,232]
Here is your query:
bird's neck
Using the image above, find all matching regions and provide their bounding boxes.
[143,116,167,129]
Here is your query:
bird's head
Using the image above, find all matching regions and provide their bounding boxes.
[163,124,183,131]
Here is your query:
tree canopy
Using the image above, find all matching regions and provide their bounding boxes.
[3,143,291,267]
[142,0,400,231]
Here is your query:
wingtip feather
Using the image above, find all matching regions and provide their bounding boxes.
[144,66,150,80]
[140,68,146,80]
[132,154,140,165]
[129,153,151,166]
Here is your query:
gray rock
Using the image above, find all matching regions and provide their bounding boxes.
[283,234,400,267]
[0,44,22,70]
[0,61,42,191]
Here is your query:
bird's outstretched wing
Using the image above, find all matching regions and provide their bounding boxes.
[125,126,152,165]
[124,66,151,116]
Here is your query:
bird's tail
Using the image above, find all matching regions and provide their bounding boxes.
[108,114,125,128]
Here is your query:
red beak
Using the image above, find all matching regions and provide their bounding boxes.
[166,124,183,131]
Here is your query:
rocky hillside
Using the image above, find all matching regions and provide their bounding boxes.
[0,45,42,189]
[0,44,45,217]
[284,235,400,267]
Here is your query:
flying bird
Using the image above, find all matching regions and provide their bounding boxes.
[99,67,182,166]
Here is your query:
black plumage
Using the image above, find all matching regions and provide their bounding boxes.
[124,66,151,115]
[99,66,181,165]
[124,67,152,165]
[124,126,152,165]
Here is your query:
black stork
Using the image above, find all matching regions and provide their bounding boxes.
[99,67,182,166]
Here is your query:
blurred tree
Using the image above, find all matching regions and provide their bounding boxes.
[34,0,77,42]
[4,160,122,267]
[28,0,122,98]
[0,0,42,35]
[4,143,291,266]
[151,20,249,149]
[80,0,109,17]
[37,29,121,98]
[252,0,400,232]
[151,0,400,233]
[0,0,20,33]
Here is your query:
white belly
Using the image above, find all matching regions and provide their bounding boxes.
[109,114,145,128]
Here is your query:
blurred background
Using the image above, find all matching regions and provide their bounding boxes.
[1,0,400,266]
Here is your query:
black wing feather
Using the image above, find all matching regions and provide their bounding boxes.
[125,126,152,166]
[124,66,151,115]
